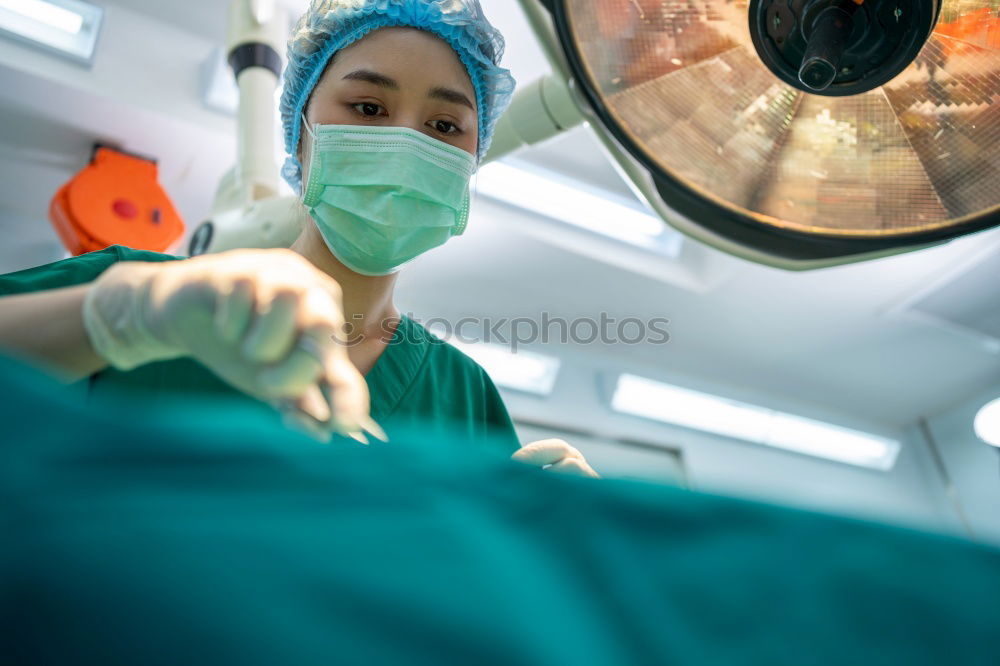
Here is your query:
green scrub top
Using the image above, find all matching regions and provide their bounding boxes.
[0,245,521,454]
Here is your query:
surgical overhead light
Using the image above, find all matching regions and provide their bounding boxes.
[974,396,1000,448]
[0,0,102,65]
[506,0,1000,269]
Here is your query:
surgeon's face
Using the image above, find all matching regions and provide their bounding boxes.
[299,26,479,172]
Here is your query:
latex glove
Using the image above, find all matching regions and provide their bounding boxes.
[83,248,383,443]
[511,439,600,478]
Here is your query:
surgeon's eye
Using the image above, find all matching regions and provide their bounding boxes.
[350,102,387,118]
[430,120,461,136]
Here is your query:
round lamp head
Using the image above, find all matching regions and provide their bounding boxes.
[549,0,1000,265]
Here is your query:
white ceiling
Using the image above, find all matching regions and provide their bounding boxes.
[0,0,997,434]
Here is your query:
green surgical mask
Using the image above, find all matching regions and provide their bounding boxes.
[301,121,477,276]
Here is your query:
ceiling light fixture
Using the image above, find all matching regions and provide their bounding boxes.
[430,326,562,396]
[0,0,82,33]
[611,373,901,469]
[476,159,682,257]
[0,0,102,65]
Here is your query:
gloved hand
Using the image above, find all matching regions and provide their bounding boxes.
[512,439,600,478]
[82,248,383,443]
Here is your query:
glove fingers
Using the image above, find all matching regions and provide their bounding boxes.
[257,343,324,399]
[511,439,581,466]
[293,287,363,429]
[321,347,371,434]
[250,285,346,402]
[548,458,596,477]
[295,383,333,424]
[242,290,300,363]
[215,278,255,344]
[278,390,371,446]
[278,393,334,444]
[300,286,346,342]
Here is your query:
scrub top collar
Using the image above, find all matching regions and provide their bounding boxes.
[364,315,431,422]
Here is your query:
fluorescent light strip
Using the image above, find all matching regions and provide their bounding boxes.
[430,327,560,396]
[611,374,900,470]
[974,397,1000,448]
[475,161,667,248]
[0,0,101,64]
[0,0,82,33]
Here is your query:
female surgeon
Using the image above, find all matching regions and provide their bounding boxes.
[0,0,598,477]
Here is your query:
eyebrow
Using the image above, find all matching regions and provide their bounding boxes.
[342,69,475,112]
[429,86,475,112]
[342,69,399,89]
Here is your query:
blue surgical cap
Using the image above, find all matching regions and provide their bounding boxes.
[280,0,517,193]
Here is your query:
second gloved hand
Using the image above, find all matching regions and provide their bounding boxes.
[82,248,382,442]
[512,439,600,478]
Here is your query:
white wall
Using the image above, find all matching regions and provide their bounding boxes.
[915,383,1000,546]
[0,1,238,269]
[0,209,68,274]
